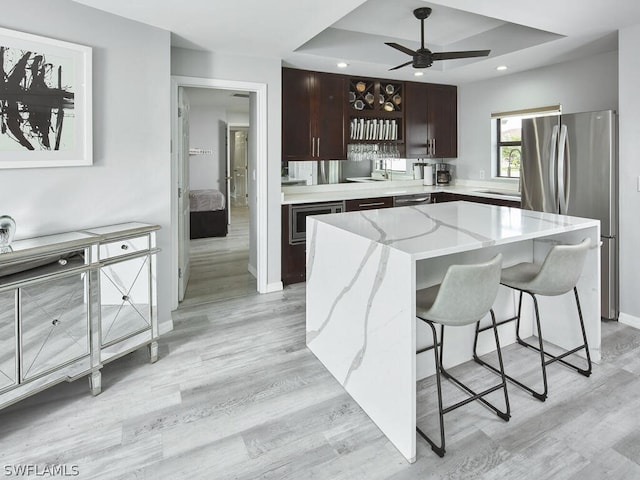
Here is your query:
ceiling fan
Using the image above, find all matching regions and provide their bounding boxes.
[386,7,490,71]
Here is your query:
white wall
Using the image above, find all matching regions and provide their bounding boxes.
[171,47,282,288]
[456,50,618,181]
[188,104,226,191]
[0,1,172,331]
[618,25,640,322]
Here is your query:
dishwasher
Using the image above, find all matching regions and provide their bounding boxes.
[393,193,432,207]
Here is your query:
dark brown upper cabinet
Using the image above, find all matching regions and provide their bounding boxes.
[282,68,345,161]
[405,82,457,159]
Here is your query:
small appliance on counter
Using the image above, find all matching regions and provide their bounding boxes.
[423,164,434,186]
[435,163,451,185]
[412,163,423,180]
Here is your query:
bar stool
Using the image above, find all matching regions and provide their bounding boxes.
[473,238,592,402]
[416,254,510,457]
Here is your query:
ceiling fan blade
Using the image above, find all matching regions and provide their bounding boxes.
[389,61,413,71]
[432,50,490,61]
[385,42,418,57]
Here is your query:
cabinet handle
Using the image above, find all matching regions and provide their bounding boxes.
[433,138,436,156]
[121,244,129,250]
[312,137,316,157]
[122,295,130,302]
[359,202,386,207]
[317,137,320,157]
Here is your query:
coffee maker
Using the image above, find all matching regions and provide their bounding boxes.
[435,163,452,185]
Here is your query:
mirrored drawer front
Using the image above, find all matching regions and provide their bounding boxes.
[99,235,149,260]
[20,273,89,381]
[0,290,17,391]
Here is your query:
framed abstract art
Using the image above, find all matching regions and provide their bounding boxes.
[0,27,92,168]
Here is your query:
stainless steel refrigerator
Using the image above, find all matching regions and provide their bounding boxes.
[521,110,618,320]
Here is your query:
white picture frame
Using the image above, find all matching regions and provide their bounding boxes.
[0,27,92,168]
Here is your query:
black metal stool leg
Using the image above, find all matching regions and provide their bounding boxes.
[489,309,511,419]
[473,291,548,401]
[573,287,593,376]
[475,285,596,401]
[416,321,446,457]
[418,314,512,457]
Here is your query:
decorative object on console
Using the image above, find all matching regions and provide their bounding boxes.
[0,215,16,251]
[0,27,92,169]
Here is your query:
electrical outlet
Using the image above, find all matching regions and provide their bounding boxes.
[479,170,485,180]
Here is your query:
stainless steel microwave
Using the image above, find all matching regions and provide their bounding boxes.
[289,202,344,245]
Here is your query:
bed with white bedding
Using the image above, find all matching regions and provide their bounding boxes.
[189,189,228,238]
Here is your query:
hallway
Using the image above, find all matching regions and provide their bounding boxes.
[180,205,256,307]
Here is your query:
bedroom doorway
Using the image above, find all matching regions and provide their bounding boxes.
[181,88,255,307]
[171,76,268,309]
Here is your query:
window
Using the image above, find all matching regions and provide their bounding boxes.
[491,105,561,180]
[496,117,522,178]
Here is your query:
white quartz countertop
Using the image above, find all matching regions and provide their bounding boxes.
[310,201,599,261]
[282,182,520,205]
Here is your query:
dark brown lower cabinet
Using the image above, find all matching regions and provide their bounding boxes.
[281,197,394,284]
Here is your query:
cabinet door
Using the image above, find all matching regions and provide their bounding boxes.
[404,82,429,158]
[315,73,345,160]
[100,255,151,345]
[282,68,313,161]
[427,84,457,158]
[20,273,89,381]
[0,291,17,390]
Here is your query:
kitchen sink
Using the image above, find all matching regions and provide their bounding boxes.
[474,189,520,197]
[346,177,387,182]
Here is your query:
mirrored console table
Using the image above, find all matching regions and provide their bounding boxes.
[0,222,159,410]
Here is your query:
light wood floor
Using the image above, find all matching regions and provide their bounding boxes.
[180,204,257,307]
[2,279,640,477]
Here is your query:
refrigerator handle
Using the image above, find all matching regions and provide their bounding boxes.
[558,124,569,214]
[549,124,559,211]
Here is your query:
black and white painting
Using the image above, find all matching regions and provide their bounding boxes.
[0,27,91,168]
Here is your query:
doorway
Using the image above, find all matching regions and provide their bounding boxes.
[170,76,269,310]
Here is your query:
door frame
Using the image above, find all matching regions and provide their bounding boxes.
[170,75,269,309]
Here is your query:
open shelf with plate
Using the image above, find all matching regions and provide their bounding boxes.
[347,77,405,155]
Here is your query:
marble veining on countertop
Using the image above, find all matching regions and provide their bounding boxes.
[310,201,599,261]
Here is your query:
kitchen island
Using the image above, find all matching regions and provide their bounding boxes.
[306,201,600,463]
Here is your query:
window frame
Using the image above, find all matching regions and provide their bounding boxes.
[496,117,522,179]
[491,105,561,180]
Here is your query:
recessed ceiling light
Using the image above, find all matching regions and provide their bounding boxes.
[337,62,348,69]
[496,65,508,71]
[414,71,424,77]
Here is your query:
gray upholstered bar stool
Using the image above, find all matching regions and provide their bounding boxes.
[474,238,592,402]
[416,254,510,458]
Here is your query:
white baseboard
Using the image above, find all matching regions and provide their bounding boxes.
[158,318,174,335]
[264,281,284,293]
[618,312,640,330]
[248,263,257,278]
